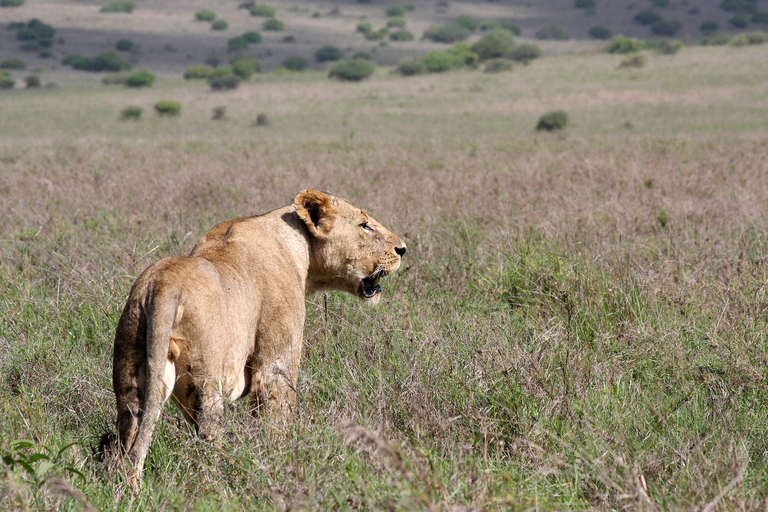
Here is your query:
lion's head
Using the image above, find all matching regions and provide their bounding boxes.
[295,189,406,304]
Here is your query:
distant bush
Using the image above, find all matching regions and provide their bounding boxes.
[280,56,308,71]
[479,20,500,31]
[655,39,682,54]
[254,113,270,126]
[232,58,259,79]
[125,70,155,87]
[16,19,55,46]
[24,75,40,88]
[702,31,732,45]
[618,54,646,68]
[249,4,275,17]
[652,19,682,35]
[424,23,470,43]
[470,30,514,61]
[7,21,25,30]
[421,50,461,73]
[387,17,407,28]
[535,22,569,40]
[195,9,216,22]
[588,25,612,40]
[154,100,181,116]
[510,43,542,62]
[100,0,136,13]
[120,106,142,120]
[574,0,595,8]
[729,30,768,45]
[205,53,221,67]
[328,58,375,81]
[184,64,215,79]
[93,51,132,72]
[386,5,405,17]
[700,20,720,33]
[0,77,14,89]
[483,58,513,73]
[209,72,240,90]
[1,58,25,69]
[720,0,756,13]
[1,0,25,7]
[115,39,134,52]
[536,110,568,131]
[652,0,670,7]
[501,22,521,35]
[315,45,343,62]
[63,55,94,70]
[395,57,426,76]
[352,52,370,60]
[211,20,229,31]
[263,18,284,30]
[633,9,662,25]
[606,37,643,53]
[241,31,262,44]
[752,11,768,24]
[729,14,749,28]
[227,36,249,52]
[356,22,373,34]
[446,42,480,67]
[451,15,479,32]
[367,27,389,41]
[389,29,414,41]
[212,106,226,120]
[102,73,127,85]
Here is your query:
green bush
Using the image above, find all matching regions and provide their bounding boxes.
[115,39,134,52]
[328,58,375,81]
[241,31,262,44]
[63,55,94,70]
[16,19,55,46]
[720,0,756,13]
[752,11,768,23]
[729,14,749,28]
[421,50,461,73]
[211,19,229,31]
[574,0,595,8]
[1,0,26,7]
[184,64,215,79]
[212,106,226,120]
[729,30,768,45]
[1,58,25,69]
[154,100,181,116]
[125,70,155,87]
[652,0,670,7]
[501,22,522,35]
[208,72,241,90]
[195,9,216,22]
[249,4,275,17]
[24,75,40,88]
[423,23,470,43]
[702,31,732,45]
[700,21,720,33]
[352,52,370,60]
[263,18,284,30]
[618,54,646,68]
[100,0,136,13]
[315,45,343,62]
[483,58,513,73]
[536,110,568,131]
[535,22,569,40]
[120,106,142,120]
[356,22,372,34]
[205,53,221,67]
[652,19,682,35]
[470,30,514,61]
[280,56,308,71]
[254,113,270,126]
[446,42,480,68]
[588,25,612,40]
[366,27,389,41]
[633,9,662,25]
[232,58,259,79]
[395,57,425,76]
[606,36,643,53]
[386,17,407,28]
[386,5,405,17]
[92,51,132,72]
[509,43,542,62]
[227,36,249,52]
[656,39,682,54]
[479,20,500,31]
[0,77,15,89]
[389,29,414,41]
[7,21,25,30]
[452,15,479,32]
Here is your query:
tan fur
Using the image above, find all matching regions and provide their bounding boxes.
[111,190,406,487]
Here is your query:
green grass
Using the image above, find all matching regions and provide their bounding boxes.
[2,45,768,510]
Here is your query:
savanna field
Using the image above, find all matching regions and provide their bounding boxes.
[2,0,768,510]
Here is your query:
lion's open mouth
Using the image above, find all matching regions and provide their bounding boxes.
[359,269,389,299]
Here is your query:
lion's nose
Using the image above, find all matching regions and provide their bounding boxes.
[395,244,406,257]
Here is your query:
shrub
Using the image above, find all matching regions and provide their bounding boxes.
[509,42,542,62]
[120,106,142,119]
[254,113,270,126]
[7,21,25,30]
[263,18,284,30]
[652,0,670,7]
[536,110,568,131]
[700,21,720,33]
[618,54,646,68]
[483,58,513,73]
[102,73,127,85]
[352,52,370,60]
[115,39,134,52]
[451,15,479,32]
[184,64,215,79]
[652,19,682,35]
[0,77,14,89]
[315,45,343,62]
[479,20,500,31]
[720,0,756,13]
[470,30,514,61]
[280,56,307,71]
[633,9,662,25]
[446,42,480,67]
[37,49,52,58]
[574,0,595,8]
[64,55,95,70]
[396,57,425,76]
[100,0,136,13]
[208,72,240,91]
[212,106,226,119]
[93,51,132,72]
[752,12,768,24]
[589,25,612,40]
[328,58,375,81]
[387,17,406,28]
[357,22,373,34]
[24,75,40,88]
[367,27,389,40]
[205,53,221,67]
[421,50,461,73]
[606,36,643,53]
[729,30,768,45]
[655,39,682,54]
[386,5,405,17]
[535,22,569,40]
[423,23,470,43]
[1,0,26,7]
[154,100,181,116]
[249,4,275,17]
[211,20,229,31]
[195,9,216,22]
[232,58,258,79]
[1,58,25,69]
[241,31,262,44]
[501,22,521,35]
[125,70,155,87]
[702,31,732,45]
[389,30,414,41]
[729,14,749,28]
[227,36,249,52]
[16,19,55,46]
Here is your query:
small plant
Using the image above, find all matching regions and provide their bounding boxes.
[100,0,136,13]
[1,58,25,69]
[120,105,142,119]
[421,50,461,73]
[423,23,470,43]
[315,45,343,62]
[395,57,425,76]
[386,5,405,17]
[263,18,284,30]
[483,58,513,73]
[227,36,249,52]
[657,208,669,228]
[0,77,14,89]
[1,0,26,6]
[386,17,407,28]
[574,0,595,9]
[195,9,217,22]
[470,31,514,61]
[536,110,568,131]
[249,4,275,17]
[535,21,569,40]
[212,106,226,120]
[254,112,270,126]
[125,70,155,87]
[280,56,308,71]
[452,15,479,32]
[24,75,40,88]
[241,31,262,44]
[656,39,682,55]
[328,58,375,81]
[389,29,414,41]
[589,25,612,40]
[606,36,643,53]
[356,22,373,34]
[115,38,134,52]
[232,58,260,79]
[702,31,732,45]
[651,19,682,36]
[208,72,241,90]
[184,64,215,79]
[93,51,132,72]
[154,100,181,116]
[618,54,647,68]
[211,19,229,31]
[634,9,663,25]
[729,14,749,28]
[729,30,768,45]
[510,43,542,62]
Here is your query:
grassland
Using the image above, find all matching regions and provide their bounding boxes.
[2,19,768,512]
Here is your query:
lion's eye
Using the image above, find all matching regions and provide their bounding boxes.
[361,223,373,232]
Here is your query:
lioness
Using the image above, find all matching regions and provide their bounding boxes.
[111,190,405,484]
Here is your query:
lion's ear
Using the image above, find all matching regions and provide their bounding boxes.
[294,189,337,239]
